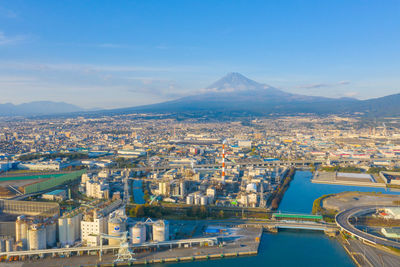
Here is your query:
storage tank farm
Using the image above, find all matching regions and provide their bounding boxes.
[0,237,13,252]
[58,210,82,247]
[152,220,169,242]
[107,209,127,245]
[129,222,146,244]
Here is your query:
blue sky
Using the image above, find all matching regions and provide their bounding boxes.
[0,0,399,108]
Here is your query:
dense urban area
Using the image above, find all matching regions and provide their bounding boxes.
[0,114,400,266]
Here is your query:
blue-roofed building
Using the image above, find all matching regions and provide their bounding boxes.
[42,189,67,201]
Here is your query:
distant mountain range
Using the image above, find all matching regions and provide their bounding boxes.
[2,73,399,118]
[0,101,83,116]
[108,72,400,117]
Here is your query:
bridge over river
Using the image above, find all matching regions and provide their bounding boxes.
[222,214,339,234]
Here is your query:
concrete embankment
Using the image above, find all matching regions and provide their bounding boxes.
[82,250,259,266]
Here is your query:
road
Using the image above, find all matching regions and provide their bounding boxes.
[345,238,400,267]
[114,157,396,172]
[336,205,400,249]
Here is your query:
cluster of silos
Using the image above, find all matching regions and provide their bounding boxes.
[152,220,169,242]
[15,215,57,250]
[58,212,82,247]
[0,237,14,252]
[186,194,209,205]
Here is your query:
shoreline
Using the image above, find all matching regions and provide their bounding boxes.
[87,250,259,267]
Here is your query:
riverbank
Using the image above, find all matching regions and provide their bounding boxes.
[15,227,262,267]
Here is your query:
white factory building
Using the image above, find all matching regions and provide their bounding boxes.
[81,216,107,246]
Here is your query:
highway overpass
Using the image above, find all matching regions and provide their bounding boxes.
[335,205,400,249]
[116,158,396,173]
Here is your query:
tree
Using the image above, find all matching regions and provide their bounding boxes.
[200,206,208,218]
[218,210,225,219]
[135,205,145,217]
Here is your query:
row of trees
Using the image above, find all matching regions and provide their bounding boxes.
[127,204,171,218]
[319,166,399,174]
[269,168,295,210]
[127,204,226,220]
[320,166,363,173]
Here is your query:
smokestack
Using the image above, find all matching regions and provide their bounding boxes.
[222,140,227,182]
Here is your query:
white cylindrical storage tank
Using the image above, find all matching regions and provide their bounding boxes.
[58,217,68,246]
[200,196,208,206]
[67,217,75,245]
[46,222,57,248]
[0,239,5,252]
[28,225,46,250]
[194,196,200,205]
[16,217,28,250]
[5,239,13,252]
[130,223,146,244]
[108,218,126,245]
[152,220,169,242]
[73,214,81,241]
[186,195,194,205]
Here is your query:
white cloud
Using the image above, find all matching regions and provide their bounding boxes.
[0,31,26,45]
[297,80,351,89]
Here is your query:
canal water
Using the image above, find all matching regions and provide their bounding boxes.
[132,179,145,204]
[144,171,400,266]
[279,170,400,213]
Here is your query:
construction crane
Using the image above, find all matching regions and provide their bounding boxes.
[99,231,135,262]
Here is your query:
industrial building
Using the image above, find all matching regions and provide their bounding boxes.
[0,200,59,217]
[79,199,123,247]
[42,189,67,201]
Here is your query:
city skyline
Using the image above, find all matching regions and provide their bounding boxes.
[1,0,400,108]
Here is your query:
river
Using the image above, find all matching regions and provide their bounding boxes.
[132,179,145,204]
[141,171,400,266]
